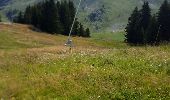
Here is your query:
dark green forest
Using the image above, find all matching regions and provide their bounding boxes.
[14,0,90,37]
[125,0,170,45]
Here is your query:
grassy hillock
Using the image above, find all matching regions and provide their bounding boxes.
[0,23,169,99]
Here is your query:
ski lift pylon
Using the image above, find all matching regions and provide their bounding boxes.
[65,0,82,48]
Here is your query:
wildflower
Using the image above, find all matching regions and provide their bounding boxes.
[97,96,101,98]
[164,59,167,64]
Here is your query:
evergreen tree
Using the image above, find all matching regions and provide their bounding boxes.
[72,18,79,36]
[31,5,42,28]
[125,2,152,45]
[125,7,141,44]
[147,15,159,44]
[59,1,72,35]
[139,1,151,44]
[17,12,24,23]
[24,6,32,24]
[79,23,85,37]
[140,1,151,31]
[85,28,91,37]
[41,0,62,34]
[68,0,76,21]
[158,0,170,41]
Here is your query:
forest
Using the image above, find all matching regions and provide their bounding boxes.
[125,0,170,45]
[14,0,90,37]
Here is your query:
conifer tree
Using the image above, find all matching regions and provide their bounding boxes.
[24,6,32,24]
[125,2,152,45]
[125,7,141,44]
[85,28,91,37]
[158,0,170,41]
[147,15,159,44]
[31,6,41,28]
[17,12,24,23]
[72,18,79,36]
[59,1,71,35]
[139,1,151,44]
[140,1,151,31]
[79,23,85,36]
[68,0,76,20]
[41,0,62,34]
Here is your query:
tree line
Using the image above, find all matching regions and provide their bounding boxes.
[14,0,90,37]
[125,0,170,45]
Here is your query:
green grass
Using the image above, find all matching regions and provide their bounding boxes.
[0,24,170,99]
[91,31,125,42]
[0,46,170,99]
[0,31,32,49]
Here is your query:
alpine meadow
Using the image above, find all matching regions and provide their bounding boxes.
[0,0,170,99]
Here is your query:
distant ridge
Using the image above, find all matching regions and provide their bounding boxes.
[0,0,169,32]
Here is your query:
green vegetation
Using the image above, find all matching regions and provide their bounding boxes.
[15,0,91,37]
[0,0,169,31]
[125,0,170,45]
[0,0,170,99]
[0,23,170,99]
[92,31,124,42]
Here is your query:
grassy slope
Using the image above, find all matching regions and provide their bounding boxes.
[0,23,170,99]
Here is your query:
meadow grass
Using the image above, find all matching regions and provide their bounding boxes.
[0,23,170,99]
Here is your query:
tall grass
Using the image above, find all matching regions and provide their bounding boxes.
[0,23,170,99]
[0,46,169,99]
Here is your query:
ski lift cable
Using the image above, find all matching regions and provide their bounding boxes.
[10,0,13,23]
[65,0,82,46]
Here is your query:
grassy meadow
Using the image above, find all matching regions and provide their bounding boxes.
[0,23,170,99]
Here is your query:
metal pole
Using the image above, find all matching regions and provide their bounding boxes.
[68,0,82,40]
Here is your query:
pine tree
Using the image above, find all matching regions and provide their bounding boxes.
[41,0,63,34]
[125,2,151,45]
[59,1,71,35]
[68,0,76,20]
[72,18,79,36]
[147,15,159,44]
[24,6,32,24]
[17,12,24,23]
[158,0,170,41]
[31,6,41,28]
[140,1,151,31]
[125,7,141,44]
[79,23,85,37]
[138,1,151,44]
[85,28,91,37]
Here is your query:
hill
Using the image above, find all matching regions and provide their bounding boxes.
[0,23,170,99]
[0,0,169,32]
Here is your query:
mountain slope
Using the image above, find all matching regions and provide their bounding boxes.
[0,22,170,99]
[0,0,168,32]
[0,23,98,49]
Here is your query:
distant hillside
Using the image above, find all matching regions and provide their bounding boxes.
[0,0,169,32]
